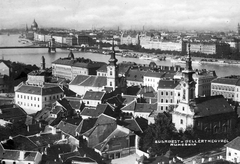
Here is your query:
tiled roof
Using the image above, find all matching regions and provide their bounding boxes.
[125,86,141,95]
[126,69,146,82]
[2,150,39,161]
[158,80,179,89]
[52,58,105,69]
[97,64,107,72]
[69,75,107,87]
[16,84,63,96]
[135,117,149,131]
[76,118,97,134]
[193,95,234,117]
[64,97,81,110]
[69,75,89,85]
[212,76,240,85]
[94,114,116,125]
[11,135,38,151]
[83,123,117,147]
[121,99,136,111]
[56,121,78,136]
[83,91,105,101]
[80,76,107,87]
[0,105,27,120]
[144,70,166,78]
[135,103,157,113]
[80,104,115,118]
[225,136,240,151]
[94,129,129,152]
[27,130,63,147]
[123,119,143,133]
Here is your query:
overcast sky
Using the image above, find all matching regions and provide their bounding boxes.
[1,0,240,31]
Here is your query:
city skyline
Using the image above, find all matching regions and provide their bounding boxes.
[1,0,240,31]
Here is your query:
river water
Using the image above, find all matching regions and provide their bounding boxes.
[0,34,239,78]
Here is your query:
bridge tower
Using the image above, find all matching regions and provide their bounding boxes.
[48,37,56,53]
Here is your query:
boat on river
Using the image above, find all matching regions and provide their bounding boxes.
[139,55,152,60]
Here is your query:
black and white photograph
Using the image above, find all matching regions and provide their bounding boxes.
[1,0,240,163]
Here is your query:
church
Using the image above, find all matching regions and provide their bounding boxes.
[69,40,126,96]
[172,43,237,134]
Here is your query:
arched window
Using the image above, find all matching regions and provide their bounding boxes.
[180,119,183,124]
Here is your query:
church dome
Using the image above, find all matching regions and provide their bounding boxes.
[31,19,38,28]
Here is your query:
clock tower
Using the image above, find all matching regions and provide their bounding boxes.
[180,42,195,103]
[107,38,118,90]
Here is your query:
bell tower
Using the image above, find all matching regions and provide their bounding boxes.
[107,38,118,90]
[180,41,195,104]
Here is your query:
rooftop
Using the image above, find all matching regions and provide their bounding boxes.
[16,84,63,96]
[83,91,105,101]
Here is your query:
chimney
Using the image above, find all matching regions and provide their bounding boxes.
[19,151,25,160]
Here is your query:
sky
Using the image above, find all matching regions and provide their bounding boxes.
[1,0,240,31]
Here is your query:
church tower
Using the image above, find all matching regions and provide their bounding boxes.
[41,56,45,70]
[172,41,196,131]
[107,38,118,90]
[180,42,195,103]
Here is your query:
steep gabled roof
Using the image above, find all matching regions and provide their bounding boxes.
[121,99,136,112]
[76,118,97,135]
[225,136,240,151]
[56,121,78,136]
[83,123,117,148]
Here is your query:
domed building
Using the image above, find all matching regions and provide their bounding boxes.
[31,19,38,31]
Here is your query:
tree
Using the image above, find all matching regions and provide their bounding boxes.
[140,113,178,155]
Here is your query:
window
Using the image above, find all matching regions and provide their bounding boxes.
[166,99,168,103]
[115,152,121,158]
[24,95,26,99]
[180,119,183,124]
[166,92,168,96]
[110,71,112,76]
[170,99,173,103]
[161,106,163,110]
[45,97,47,101]
[161,92,163,95]
[161,99,163,103]
[110,82,112,86]
[183,107,185,111]
[38,98,40,101]
[229,152,231,156]
[87,101,89,104]
[171,92,173,96]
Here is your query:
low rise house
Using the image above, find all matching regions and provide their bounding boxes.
[82,91,106,107]
[0,143,42,164]
[225,136,240,163]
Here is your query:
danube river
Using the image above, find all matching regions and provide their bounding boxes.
[0,34,239,78]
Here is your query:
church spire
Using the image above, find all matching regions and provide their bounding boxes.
[108,38,118,66]
[185,41,193,71]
